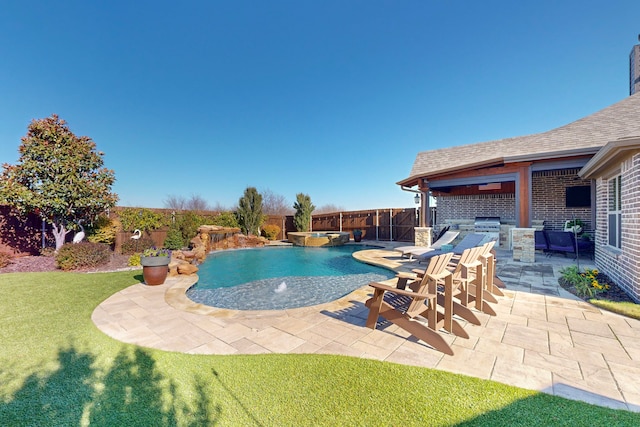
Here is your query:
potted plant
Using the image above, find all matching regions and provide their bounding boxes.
[564,219,584,234]
[352,229,363,242]
[140,247,171,285]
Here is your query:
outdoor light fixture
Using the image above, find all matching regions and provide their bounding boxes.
[414,193,421,204]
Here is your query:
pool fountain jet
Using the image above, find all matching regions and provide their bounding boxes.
[274,281,287,293]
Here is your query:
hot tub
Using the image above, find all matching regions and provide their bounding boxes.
[287,231,351,247]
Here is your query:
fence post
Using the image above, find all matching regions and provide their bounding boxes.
[339,212,342,232]
[389,208,393,241]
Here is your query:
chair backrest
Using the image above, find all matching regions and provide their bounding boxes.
[480,240,495,256]
[546,231,576,252]
[406,252,454,316]
[430,231,460,250]
[452,233,485,254]
[450,245,485,278]
[434,225,451,242]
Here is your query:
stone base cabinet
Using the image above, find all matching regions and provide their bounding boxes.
[140,256,170,286]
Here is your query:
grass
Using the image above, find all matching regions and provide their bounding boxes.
[589,299,640,320]
[1,272,638,426]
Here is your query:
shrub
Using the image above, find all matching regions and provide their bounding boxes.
[178,211,206,244]
[559,265,610,298]
[118,208,165,232]
[55,242,111,271]
[87,214,117,245]
[128,253,141,266]
[164,226,184,250]
[0,251,13,268]
[211,211,240,228]
[261,224,281,240]
[120,235,155,255]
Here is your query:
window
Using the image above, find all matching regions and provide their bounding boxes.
[608,175,622,248]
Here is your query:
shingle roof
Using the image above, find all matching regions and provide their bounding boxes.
[399,93,640,185]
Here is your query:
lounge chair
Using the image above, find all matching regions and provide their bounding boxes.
[395,230,460,260]
[365,252,460,355]
[545,231,576,257]
[535,230,548,252]
[416,232,486,263]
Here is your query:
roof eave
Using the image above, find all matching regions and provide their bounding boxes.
[579,136,640,179]
[397,158,504,188]
[504,147,602,163]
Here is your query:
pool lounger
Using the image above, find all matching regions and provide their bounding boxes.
[395,231,459,260]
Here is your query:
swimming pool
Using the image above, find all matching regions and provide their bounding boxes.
[186,245,395,310]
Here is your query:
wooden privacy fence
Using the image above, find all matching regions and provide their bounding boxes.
[264,208,418,242]
[0,206,420,255]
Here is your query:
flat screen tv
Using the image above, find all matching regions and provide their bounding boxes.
[565,186,591,208]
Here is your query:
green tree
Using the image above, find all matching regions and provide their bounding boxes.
[0,115,118,251]
[236,187,264,235]
[293,193,315,231]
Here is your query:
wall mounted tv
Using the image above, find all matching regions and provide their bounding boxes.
[565,186,591,208]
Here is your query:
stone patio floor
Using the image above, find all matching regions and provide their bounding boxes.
[92,243,640,413]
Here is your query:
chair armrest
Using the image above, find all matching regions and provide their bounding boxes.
[368,282,436,299]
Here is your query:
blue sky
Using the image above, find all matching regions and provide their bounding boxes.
[1,1,638,211]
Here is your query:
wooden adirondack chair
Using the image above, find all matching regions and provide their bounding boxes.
[365,252,459,355]
[449,242,497,316]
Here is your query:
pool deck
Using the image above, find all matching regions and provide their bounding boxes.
[92,242,640,412]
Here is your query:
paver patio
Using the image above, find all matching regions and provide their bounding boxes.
[92,244,640,412]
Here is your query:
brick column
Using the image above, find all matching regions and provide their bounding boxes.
[512,228,535,263]
[414,227,432,247]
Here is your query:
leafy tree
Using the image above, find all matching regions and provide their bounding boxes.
[236,187,264,236]
[293,193,315,231]
[0,115,117,251]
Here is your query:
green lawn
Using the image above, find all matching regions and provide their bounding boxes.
[1,271,638,426]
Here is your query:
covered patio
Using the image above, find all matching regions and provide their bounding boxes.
[399,93,640,254]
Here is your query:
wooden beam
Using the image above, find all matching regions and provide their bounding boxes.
[517,165,531,227]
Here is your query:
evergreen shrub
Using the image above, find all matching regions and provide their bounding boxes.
[55,242,111,271]
[164,226,185,250]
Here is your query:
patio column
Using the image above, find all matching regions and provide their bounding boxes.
[517,165,532,227]
[512,228,535,262]
[420,183,430,228]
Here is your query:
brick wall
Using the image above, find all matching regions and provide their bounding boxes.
[435,168,591,231]
[532,169,592,232]
[595,153,640,302]
[436,194,516,223]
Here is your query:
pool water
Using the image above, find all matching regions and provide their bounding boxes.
[186,245,395,310]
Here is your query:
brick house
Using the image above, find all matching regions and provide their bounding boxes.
[398,93,640,300]
[579,136,640,301]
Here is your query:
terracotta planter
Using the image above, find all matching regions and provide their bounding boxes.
[141,256,170,286]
